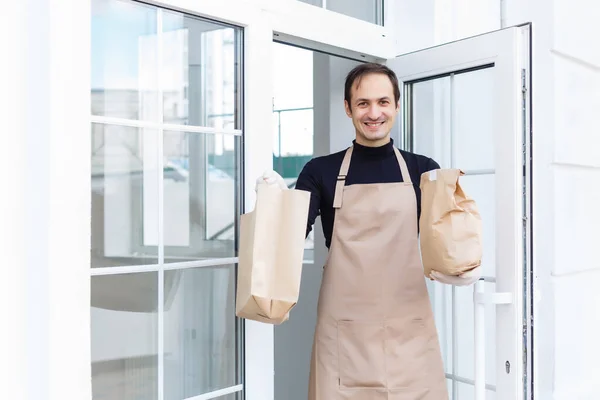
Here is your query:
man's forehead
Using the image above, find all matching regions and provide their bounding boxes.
[352,74,394,95]
[352,86,394,102]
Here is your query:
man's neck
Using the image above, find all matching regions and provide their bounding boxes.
[355,135,391,148]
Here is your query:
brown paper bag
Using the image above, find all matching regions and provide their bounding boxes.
[235,185,311,325]
[419,169,482,277]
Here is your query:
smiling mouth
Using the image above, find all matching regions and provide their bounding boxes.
[364,121,385,127]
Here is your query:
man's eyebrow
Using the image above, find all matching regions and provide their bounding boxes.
[355,96,392,103]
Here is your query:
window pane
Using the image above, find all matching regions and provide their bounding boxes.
[164,266,238,399]
[326,0,383,25]
[91,0,158,120]
[92,124,159,268]
[411,76,452,168]
[162,11,241,130]
[452,68,495,171]
[298,0,323,6]
[91,272,158,399]
[163,131,240,261]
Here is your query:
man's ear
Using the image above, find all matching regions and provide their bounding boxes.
[344,100,352,117]
[396,100,401,111]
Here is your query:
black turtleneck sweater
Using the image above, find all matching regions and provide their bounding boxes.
[295,139,440,249]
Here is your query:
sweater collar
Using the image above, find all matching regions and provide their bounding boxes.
[352,138,395,157]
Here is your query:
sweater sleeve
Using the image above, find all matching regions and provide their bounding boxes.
[424,157,441,172]
[294,159,321,238]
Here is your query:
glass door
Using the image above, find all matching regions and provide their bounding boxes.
[90,1,244,399]
[387,26,532,400]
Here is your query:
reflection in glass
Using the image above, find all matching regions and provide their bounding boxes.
[91,123,159,268]
[161,11,241,130]
[163,131,240,261]
[91,272,158,399]
[91,0,158,121]
[164,266,238,399]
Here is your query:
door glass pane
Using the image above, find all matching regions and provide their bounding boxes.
[91,272,158,399]
[92,1,244,400]
[409,66,496,398]
[162,11,241,130]
[455,285,475,379]
[164,265,238,399]
[457,382,498,400]
[457,382,475,399]
[91,123,159,268]
[453,68,495,171]
[411,77,452,167]
[460,175,496,278]
[326,0,383,25]
[91,0,158,121]
[163,131,240,261]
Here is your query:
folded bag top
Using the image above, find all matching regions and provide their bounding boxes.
[419,169,483,277]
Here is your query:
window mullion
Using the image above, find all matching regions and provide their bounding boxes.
[157,8,165,400]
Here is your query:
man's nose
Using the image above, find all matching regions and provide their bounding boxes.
[367,105,382,120]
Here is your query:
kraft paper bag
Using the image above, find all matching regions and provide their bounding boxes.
[419,169,482,277]
[235,185,311,325]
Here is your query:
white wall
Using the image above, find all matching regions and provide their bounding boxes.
[542,1,600,398]
[393,0,600,398]
[1,1,92,399]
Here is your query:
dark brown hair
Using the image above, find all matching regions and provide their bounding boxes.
[344,63,400,110]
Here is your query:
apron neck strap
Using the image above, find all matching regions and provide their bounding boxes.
[332,145,412,209]
[333,146,353,209]
[393,147,412,184]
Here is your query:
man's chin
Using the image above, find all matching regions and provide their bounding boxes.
[357,131,390,145]
[363,131,388,141]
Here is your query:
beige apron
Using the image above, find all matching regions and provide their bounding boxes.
[308,146,448,400]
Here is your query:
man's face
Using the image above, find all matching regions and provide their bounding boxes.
[344,73,399,146]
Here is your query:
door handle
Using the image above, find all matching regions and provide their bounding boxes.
[473,282,512,400]
[473,291,513,305]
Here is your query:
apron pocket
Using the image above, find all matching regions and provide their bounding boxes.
[385,317,441,390]
[337,320,386,389]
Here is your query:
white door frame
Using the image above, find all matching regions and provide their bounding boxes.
[142,1,395,400]
[387,25,532,400]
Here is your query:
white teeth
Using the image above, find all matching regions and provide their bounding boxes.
[365,122,384,126]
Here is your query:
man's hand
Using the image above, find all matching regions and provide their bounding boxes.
[429,266,481,286]
[255,169,288,191]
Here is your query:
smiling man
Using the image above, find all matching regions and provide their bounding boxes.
[257,63,478,399]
